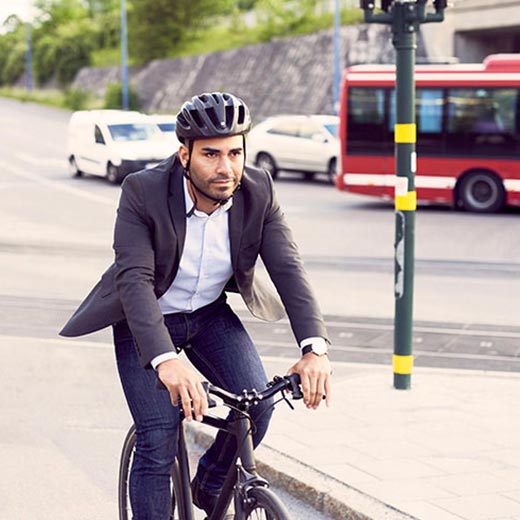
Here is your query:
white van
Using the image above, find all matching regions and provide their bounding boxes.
[67,110,176,184]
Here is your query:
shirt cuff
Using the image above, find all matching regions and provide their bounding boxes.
[151,351,180,370]
[299,337,328,350]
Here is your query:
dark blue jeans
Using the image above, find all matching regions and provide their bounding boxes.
[113,297,273,520]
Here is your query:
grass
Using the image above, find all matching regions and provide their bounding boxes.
[0,86,103,111]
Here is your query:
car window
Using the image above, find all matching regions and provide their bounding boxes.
[323,123,338,138]
[267,120,300,137]
[108,123,160,142]
[157,123,176,132]
[94,125,105,144]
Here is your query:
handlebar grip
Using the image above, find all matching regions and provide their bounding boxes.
[286,373,303,400]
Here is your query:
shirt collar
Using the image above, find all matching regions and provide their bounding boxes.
[183,176,233,218]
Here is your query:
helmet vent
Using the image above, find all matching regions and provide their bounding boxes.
[237,105,245,125]
[206,107,221,129]
[190,110,204,129]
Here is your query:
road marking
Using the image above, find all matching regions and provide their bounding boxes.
[0,334,112,349]
[15,152,65,168]
[239,314,520,339]
[0,159,115,206]
[252,339,520,363]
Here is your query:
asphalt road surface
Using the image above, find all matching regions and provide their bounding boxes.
[1,97,519,519]
[0,97,519,373]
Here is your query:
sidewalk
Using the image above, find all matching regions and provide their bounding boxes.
[249,357,520,520]
[1,335,519,519]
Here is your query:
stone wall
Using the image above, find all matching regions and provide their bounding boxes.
[73,24,427,123]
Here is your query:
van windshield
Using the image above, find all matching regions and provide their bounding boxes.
[108,123,160,142]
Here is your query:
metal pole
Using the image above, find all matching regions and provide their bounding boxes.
[359,0,446,389]
[333,0,341,113]
[392,1,416,390]
[25,22,32,92]
[120,0,129,110]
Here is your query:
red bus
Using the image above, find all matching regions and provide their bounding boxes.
[336,54,520,212]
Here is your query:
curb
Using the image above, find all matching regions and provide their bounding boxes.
[185,424,417,520]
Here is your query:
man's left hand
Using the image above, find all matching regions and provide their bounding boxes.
[287,353,332,409]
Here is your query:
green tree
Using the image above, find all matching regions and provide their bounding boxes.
[256,0,320,39]
[31,1,97,86]
[0,15,26,85]
[128,0,232,64]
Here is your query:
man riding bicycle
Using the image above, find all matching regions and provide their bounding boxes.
[61,92,331,519]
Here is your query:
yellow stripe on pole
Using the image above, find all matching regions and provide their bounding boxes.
[393,355,414,375]
[395,123,416,143]
[395,191,416,211]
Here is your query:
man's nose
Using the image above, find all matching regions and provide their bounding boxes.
[216,155,233,174]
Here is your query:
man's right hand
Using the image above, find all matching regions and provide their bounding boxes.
[157,359,208,422]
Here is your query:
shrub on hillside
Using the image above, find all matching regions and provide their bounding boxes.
[104,82,141,111]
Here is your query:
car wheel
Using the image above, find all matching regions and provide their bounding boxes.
[457,171,505,213]
[68,156,82,178]
[107,163,122,185]
[256,153,278,180]
[327,158,337,185]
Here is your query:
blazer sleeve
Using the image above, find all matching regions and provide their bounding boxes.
[258,173,329,343]
[113,173,175,368]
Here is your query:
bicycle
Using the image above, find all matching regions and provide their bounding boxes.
[118,374,304,520]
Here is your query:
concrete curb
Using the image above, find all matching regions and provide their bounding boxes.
[185,425,417,520]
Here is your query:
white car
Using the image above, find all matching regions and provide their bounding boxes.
[148,114,181,149]
[67,110,174,184]
[247,114,340,183]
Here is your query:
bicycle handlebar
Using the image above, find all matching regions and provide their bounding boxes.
[207,374,303,407]
[156,374,303,409]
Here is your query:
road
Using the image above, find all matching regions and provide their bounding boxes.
[0,97,519,519]
[0,97,519,373]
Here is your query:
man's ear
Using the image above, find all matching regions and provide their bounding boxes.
[178,144,189,168]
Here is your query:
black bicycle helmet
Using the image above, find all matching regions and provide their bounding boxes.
[176,92,251,143]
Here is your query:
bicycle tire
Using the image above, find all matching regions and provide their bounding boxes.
[242,487,292,520]
[118,425,186,520]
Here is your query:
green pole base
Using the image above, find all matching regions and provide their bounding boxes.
[394,373,411,390]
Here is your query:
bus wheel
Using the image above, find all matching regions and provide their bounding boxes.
[458,171,505,213]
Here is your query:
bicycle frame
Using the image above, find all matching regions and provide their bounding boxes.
[176,407,269,520]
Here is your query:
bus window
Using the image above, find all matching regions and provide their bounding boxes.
[447,88,518,155]
[347,88,389,154]
[390,88,444,154]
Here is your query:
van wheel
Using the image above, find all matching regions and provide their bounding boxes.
[256,153,278,180]
[68,156,82,178]
[107,163,122,184]
[457,171,505,213]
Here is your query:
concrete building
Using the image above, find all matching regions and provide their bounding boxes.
[422,0,520,63]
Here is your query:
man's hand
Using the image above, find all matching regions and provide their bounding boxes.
[287,353,332,409]
[157,359,208,422]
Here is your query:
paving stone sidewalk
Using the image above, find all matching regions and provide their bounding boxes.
[253,357,520,520]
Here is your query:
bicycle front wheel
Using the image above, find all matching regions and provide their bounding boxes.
[118,425,185,520]
[243,487,291,520]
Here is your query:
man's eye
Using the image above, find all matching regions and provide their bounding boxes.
[231,150,243,157]
[205,152,217,158]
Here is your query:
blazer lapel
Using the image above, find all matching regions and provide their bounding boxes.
[168,157,187,258]
[229,187,244,270]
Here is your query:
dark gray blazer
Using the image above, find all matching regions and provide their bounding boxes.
[60,155,328,367]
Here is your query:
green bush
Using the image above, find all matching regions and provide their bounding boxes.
[104,82,141,110]
[2,40,26,85]
[63,87,90,110]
